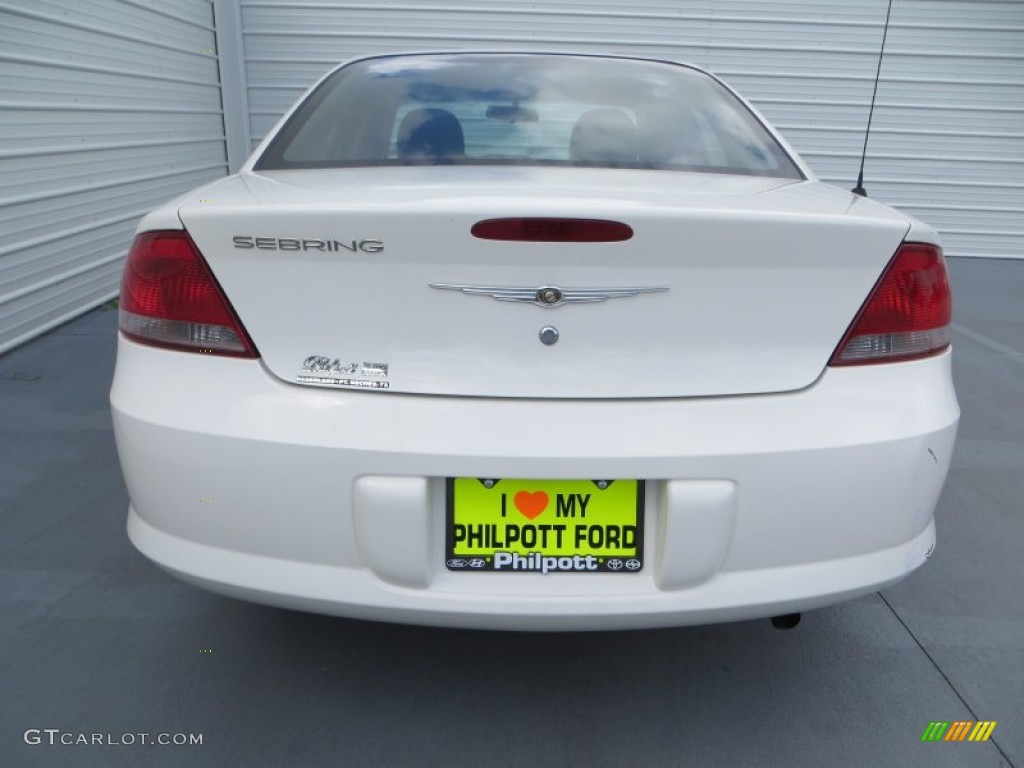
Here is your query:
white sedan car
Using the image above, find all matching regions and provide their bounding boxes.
[110,52,958,630]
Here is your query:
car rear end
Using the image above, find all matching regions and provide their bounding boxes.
[110,53,958,630]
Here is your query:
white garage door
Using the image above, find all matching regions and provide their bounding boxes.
[0,0,230,354]
[237,0,1024,260]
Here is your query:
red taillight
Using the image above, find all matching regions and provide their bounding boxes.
[830,242,951,366]
[118,230,258,357]
[472,218,633,242]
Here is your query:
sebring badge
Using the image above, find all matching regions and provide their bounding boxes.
[429,283,668,307]
[233,236,384,253]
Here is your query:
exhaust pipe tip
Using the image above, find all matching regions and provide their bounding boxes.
[770,613,801,630]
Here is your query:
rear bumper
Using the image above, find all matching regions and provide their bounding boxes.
[128,511,935,630]
[111,337,958,630]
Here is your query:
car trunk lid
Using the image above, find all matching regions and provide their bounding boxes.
[178,167,910,398]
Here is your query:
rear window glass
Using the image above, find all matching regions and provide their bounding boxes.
[256,54,802,179]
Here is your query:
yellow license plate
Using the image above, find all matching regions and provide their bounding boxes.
[445,478,644,573]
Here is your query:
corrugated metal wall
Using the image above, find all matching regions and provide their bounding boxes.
[238,0,1024,260]
[0,0,230,354]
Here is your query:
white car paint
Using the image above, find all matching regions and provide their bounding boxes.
[178,168,914,399]
[112,339,956,630]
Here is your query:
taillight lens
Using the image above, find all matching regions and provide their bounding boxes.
[830,242,951,366]
[119,230,258,357]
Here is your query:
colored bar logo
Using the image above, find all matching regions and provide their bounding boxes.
[921,721,997,742]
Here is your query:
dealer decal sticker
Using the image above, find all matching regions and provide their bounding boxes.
[296,355,389,389]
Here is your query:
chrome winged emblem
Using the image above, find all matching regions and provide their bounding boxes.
[429,283,668,308]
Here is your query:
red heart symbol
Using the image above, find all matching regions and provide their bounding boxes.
[514,491,549,520]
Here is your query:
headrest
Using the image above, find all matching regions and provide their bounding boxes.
[569,108,638,165]
[397,108,465,160]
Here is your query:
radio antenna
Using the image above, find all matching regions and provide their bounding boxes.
[853,0,895,197]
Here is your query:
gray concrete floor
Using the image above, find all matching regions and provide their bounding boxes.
[1,257,1021,767]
